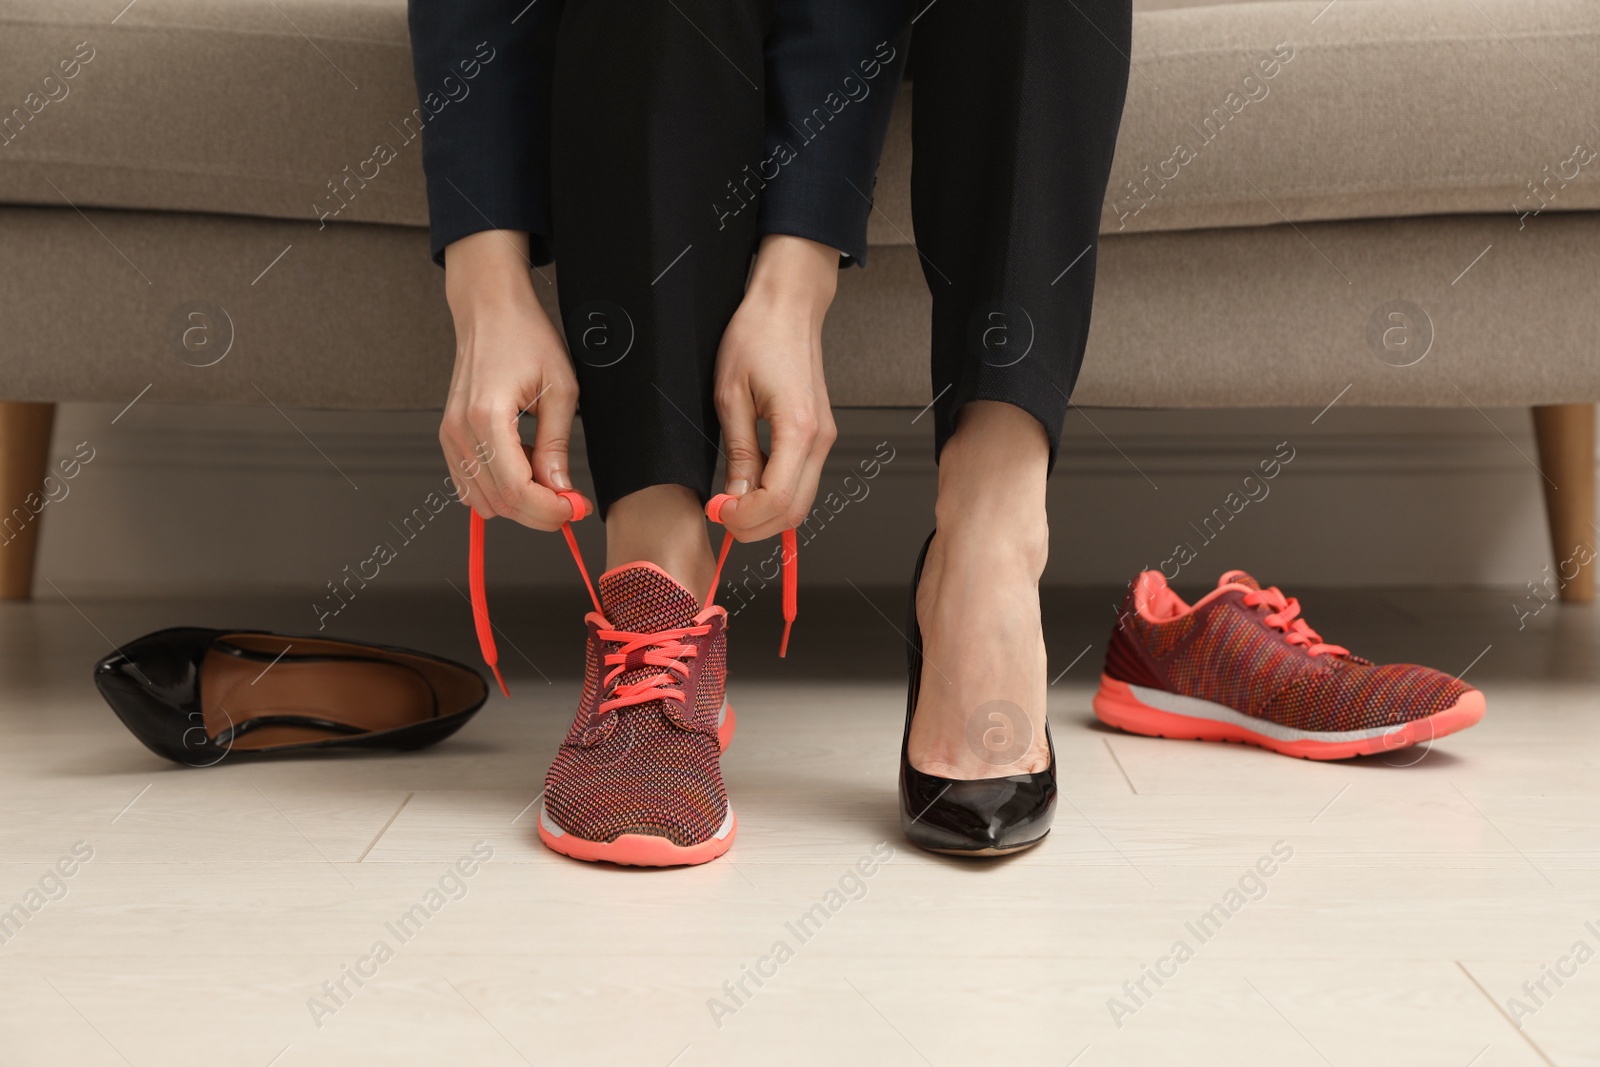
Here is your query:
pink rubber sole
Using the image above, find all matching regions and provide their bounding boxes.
[1093,674,1485,760]
[718,702,736,752]
[538,810,736,867]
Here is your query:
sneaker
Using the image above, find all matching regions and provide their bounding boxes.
[465,490,795,866]
[538,561,736,866]
[1093,569,1485,759]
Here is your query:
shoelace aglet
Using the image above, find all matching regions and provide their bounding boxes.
[489,662,509,699]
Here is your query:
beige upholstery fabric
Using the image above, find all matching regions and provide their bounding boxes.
[4,206,1595,410]
[1094,0,1600,236]
[871,0,1600,242]
[2,0,1596,414]
[1,0,421,228]
[3,0,1596,242]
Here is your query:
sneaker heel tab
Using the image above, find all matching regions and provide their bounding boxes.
[705,493,733,524]
[1131,571,1165,616]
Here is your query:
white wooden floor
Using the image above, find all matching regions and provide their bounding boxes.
[1,586,1597,1067]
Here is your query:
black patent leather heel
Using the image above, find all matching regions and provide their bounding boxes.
[899,532,1057,856]
[93,628,488,766]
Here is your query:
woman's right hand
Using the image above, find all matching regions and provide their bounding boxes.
[440,230,585,530]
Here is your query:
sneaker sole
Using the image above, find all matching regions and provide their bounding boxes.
[537,802,736,867]
[718,700,735,752]
[1092,674,1485,760]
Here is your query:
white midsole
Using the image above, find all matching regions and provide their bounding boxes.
[1126,683,1408,743]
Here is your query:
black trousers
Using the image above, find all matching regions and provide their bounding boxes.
[552,0,1131,515]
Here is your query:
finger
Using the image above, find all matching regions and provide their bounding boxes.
[785,367,837,537]
[715,378,766,500]
[478,407,573,531]
[785,410,834,538]
[463,401,532,522]
[439,361,484,513]
[520,444,590,522]
[528,375,579,494]
[719,405,817,541]
[440,422,494,519]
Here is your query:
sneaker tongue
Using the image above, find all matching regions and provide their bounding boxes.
[1217,569,1262,591]
[598,564,700,632]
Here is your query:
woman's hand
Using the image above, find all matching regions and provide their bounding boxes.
[440,230,585,530]
[713,234,840,542]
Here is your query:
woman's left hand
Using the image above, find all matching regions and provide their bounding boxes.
[713,234,841,543]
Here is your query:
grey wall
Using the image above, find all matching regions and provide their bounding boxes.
[31,402,1573,614]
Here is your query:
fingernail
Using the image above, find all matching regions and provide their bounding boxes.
[727,478,749,496]
[551,468,572,490]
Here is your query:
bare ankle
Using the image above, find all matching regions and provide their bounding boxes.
[933,402,1050,572]
[605,485,716,602]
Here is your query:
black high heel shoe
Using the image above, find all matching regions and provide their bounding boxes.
[899,533,1057,856]
[94,628,488,766]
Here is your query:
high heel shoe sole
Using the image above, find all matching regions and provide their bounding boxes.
[922,834,1050,858]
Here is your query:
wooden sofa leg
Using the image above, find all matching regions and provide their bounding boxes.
[1532,403,1596,604]
[0,401,57,601]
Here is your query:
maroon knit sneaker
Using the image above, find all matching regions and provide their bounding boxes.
[465,490,795,866]
[537,562,735,866]
[1093,569,1485,759]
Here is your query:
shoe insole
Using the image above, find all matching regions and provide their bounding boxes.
[200,647,438,750]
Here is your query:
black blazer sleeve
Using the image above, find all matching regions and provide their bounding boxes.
[759,0,909,266]
[407,0,563,266]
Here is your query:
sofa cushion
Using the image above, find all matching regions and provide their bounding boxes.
[0,0,424,230]
[1098,0,1600,235]
[3,205,1596,410]
[0,0,1596,240]
[871,0,1600,241]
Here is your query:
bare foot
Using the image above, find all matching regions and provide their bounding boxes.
[906,402,1051,779]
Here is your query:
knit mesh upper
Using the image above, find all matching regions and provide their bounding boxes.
[543,565,728,846]
[1108,571,1471,733]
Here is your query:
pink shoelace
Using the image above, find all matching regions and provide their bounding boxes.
[1241,585,1349,658]
[592,622,712,714]
[467,490,797,698]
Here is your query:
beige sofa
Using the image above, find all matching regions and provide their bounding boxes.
[2,0,1596,599]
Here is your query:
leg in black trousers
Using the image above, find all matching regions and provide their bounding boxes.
[550,0,775,517]
[910,0,1132,463]
[899,0,1132,855]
